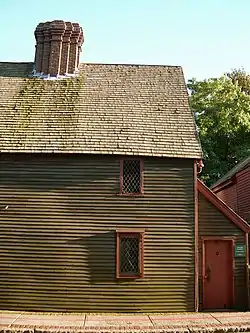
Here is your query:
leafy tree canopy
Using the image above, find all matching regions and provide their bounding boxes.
[226,68,250,94]
[188,69,250,186]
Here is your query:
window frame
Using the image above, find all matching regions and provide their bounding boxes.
[119,158,144,196]
[116,229,145,279]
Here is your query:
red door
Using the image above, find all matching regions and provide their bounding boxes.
[203,239,234,310]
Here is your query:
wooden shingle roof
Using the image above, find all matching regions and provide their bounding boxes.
[0,62,202,158]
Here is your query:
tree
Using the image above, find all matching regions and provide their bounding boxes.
[188,71,250,186]
[226,68,250,94]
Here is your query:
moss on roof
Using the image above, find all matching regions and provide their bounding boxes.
[0,62,202,158]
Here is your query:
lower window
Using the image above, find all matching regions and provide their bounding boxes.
[116,230,144,278]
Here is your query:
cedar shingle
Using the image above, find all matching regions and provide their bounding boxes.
[0,62,202,158]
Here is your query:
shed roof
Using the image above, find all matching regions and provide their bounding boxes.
[211,156,250,189]
[0,62,202,158]
[198,179,250,233]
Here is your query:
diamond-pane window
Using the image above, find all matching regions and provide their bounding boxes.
[121,159,143,194]
[120,237,139,274]
[116,231,144,278]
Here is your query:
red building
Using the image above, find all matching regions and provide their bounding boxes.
[211,157,250,222]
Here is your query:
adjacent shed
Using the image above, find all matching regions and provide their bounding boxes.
[198,179,250,311]
[212,156,250,222]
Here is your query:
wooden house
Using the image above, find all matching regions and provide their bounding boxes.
[0,20,249,313]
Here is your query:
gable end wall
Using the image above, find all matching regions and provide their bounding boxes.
[0,153,196,312]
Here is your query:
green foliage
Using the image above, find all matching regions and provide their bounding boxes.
[226,68,250,95]
[188,70,250,186]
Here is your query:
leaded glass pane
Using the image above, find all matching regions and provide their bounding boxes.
[122,160,141,193]
[120,236,139,274]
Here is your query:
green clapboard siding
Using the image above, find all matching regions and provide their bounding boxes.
[0,153,195,312]
[198,192,247,311]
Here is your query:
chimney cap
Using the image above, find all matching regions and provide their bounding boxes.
[79,27,84,45]
[64,22,73,35]
[34,22,45,38]
[43,21,51,34]
[72,23,80,35]
[49,20,66,34]
[65,21,73,30]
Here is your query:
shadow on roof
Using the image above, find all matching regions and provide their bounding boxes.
[0,62,33,77]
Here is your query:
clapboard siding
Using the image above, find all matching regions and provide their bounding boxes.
[216,184,238,213]
[0,153,195,312]
[237,168,250,222]
[214,165,250,223]
[198,193,247,310]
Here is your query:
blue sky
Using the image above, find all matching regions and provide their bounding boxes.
[1,0,250,80]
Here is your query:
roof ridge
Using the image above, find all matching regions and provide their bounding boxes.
[79,62,182,68]
[0,61,182,69]
[0,61,33,64]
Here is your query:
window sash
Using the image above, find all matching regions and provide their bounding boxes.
[120,158,144,195]
[116,231,144,279]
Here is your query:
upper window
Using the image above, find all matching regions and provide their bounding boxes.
[116,231,144,279]
[120,159,143,195]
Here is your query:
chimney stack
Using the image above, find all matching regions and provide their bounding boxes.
[41,22,51,75]
[34,20,84,78]
[48,20,66,76]
[68,23,81,75]
[77,27,84,69]
[60,22,73,75]
[34,23,45,73]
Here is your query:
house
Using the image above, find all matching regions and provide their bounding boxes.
[211,156,250,222]
[0,20,249,313]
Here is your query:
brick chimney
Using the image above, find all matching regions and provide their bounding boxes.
[77,27,84,69]
[41,22,51,75]
[34,20,84,77]
[60,22,73,75]
[34,23,45,73]
[68,23,81,74]
[48,20,66,76]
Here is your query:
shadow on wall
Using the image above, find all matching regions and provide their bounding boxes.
[0,154,119,194]
[67,232,116,283]
[66,231,142,312]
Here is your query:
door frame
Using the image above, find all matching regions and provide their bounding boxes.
[201,236,235,310]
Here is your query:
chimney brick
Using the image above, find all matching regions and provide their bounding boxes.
[60,22,73,75]
[34,20,84,77]
[41,22,51,75]
[68,23,81,74]
[48,20,66,76]
[77,27,84,70]
[34,23,45,73]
